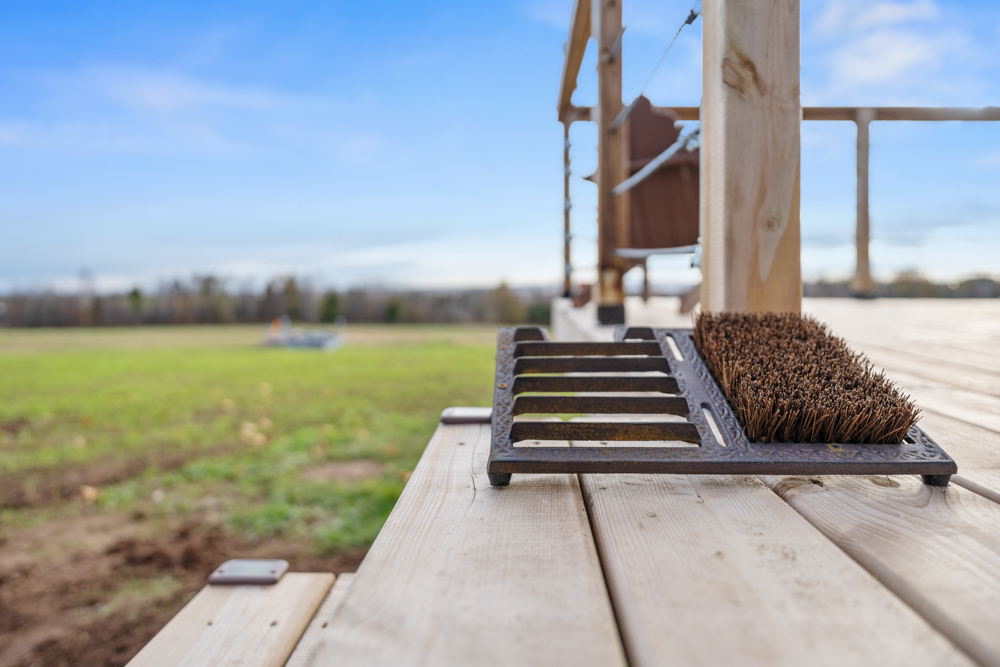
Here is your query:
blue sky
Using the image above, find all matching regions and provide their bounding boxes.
[1,0,998,293]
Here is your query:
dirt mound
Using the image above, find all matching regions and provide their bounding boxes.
[0,514,363,667]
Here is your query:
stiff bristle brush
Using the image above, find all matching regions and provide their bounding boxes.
[693,312,919,444]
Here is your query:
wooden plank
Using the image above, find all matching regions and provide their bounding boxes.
[127,573,333,667]
[850,109,877,295]
[762,474,1000,667]
[652,106,1000,122]
[557,0,592,124]
[594,0,627,310]
[839,341,1000,399]
[285,573,355,667]
[877,368,1000,434]
[311,423,626,666]
[805,299,1000,375]
[700,0,802,313]
[580,473,970,666]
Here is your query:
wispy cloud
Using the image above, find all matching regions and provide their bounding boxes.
[0,65,316,155]
[0,123,22,145]
[81,67,287,116]
[818,0,938,33]
[519,0,572,30]
[805,0,987,104]
[27,65,291,117]
[976,150,1000,168]
[827,28,966,91]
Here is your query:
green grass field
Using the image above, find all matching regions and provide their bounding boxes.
[0,324,497,551]
[1,324,501,663]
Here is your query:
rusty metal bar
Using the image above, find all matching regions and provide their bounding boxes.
[513,356,671,374]
[512,375,679,394]
[510,420,700,443]
[512,395,689,416]
[513,341,662,357]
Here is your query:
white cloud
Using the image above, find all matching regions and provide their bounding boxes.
[0,65,340,156]
[335,132,386,165]
[855,0,937,30]
[976,150,1000,168]
[0,123,21,145]
[93,69,281,114]
[817,0,938,34]
[520,0,573,30]
[828,29,959,91]
[62,66,288,116]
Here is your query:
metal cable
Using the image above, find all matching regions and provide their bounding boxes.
[638,1,701,96]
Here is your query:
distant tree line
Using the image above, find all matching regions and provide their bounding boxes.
[2,270,995,328]
[0,276,555,328]
[805,271,1000,298]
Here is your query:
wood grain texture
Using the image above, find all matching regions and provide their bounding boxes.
[851,110,877,294]
[127,573,333,667]
[803,298,1000,434]
[700,0,802,313]
[653,106,1000,122]
[839,341,1000,400]
[762,474,1000,667]
[581,473,970,666]
[285,573,354,667]
[557,0,592,124]
[310,423,626,666]
[594,0,627,306]
[804,299,1000,374]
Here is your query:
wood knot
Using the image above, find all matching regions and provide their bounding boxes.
[722,49,763,96]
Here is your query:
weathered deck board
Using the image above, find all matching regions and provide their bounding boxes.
[310,423,626,666]
[557,297,1000,666]
[581,472,971,666]
[844,340,1000,399]
[869,366,1000,433]
[806,299,1000,374]
[762,474,1000,667]
[285,573,354,667]
[126,573,333,667]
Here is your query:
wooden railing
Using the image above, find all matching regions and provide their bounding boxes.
[558,0,1000,312]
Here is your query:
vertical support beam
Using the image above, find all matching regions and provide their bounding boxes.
[594,0,626,324]
[563,123,573,298]
[851,108,877,297]
[700,0,802,313]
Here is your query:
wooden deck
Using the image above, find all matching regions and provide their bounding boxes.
[133,298,1000,667]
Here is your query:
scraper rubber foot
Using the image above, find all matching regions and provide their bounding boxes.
[921,474,951,487]
[488,473,512,487]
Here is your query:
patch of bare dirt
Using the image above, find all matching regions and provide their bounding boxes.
[0,444,234,510]
[0,420,28,437]
[0,510,363,667]
[302,459,386,483]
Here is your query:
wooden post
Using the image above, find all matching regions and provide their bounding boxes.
[563,123,573,298]
[700,0,802,313]
[594,0,626,324]
[851,108,877,297]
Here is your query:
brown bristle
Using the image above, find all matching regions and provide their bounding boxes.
[692,312,920,444]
